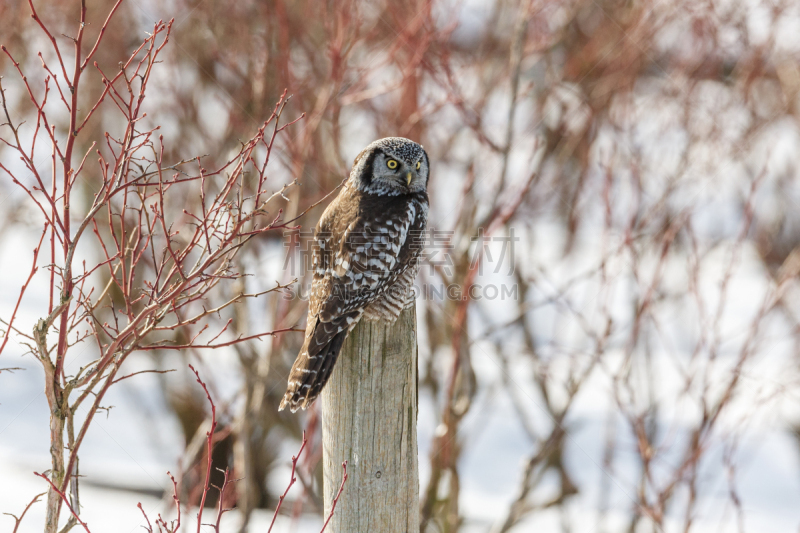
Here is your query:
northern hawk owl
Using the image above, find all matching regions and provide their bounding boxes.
[279,137,429,412]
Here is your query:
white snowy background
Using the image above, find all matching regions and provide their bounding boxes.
[3,0,800,531]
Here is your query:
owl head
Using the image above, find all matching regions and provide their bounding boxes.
[349,137,429,196]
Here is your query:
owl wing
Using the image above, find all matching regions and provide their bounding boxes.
[279,189,425,411]
[312,192,421,319]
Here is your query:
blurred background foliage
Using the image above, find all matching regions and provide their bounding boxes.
[2,0,800,531]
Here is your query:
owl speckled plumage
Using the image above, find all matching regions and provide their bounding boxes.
[279,137,429,412]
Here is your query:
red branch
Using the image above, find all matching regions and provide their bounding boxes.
[33,472,91,533]
[189,364,217,533]
[213,467,240,532]
[0,225,47,357]
[267,432,308,532]
[137,503,154,533]
[138,471,181,533]
[320,461,348,533]
[164,471,182,532]
[5,492,45,533]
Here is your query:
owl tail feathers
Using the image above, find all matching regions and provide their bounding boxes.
[279,329,348,413]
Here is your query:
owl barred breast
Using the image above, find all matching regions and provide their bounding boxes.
[279,137,429,412]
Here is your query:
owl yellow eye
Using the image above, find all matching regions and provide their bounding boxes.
[387,159,398,170]
[416,161,421,170]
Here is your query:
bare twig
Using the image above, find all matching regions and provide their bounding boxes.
[267,432,308,532]
[320,461,348,533]
[4,492,45,533]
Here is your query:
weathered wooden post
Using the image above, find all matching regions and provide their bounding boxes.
[321,304,419,531]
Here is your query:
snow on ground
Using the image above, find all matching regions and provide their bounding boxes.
[3,216,800,531]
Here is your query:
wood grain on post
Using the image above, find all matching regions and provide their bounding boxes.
[322,304,419,532]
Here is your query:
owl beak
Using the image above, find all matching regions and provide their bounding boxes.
[406,172,413,187]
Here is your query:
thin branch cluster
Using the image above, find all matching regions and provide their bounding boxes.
[0,1,304,531]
